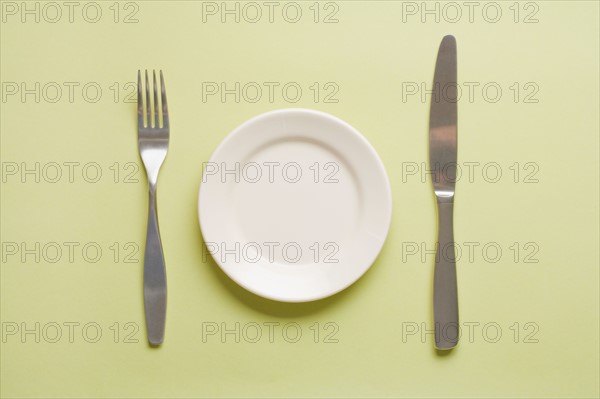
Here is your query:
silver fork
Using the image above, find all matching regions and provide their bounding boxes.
[137,70,169,346]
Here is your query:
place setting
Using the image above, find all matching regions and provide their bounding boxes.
[137,36,459,350]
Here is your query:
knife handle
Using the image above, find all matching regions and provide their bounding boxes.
[434,201,459,350]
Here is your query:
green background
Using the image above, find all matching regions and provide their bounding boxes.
[1,1,598,398]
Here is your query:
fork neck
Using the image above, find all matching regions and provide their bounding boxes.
[148,180,158,198]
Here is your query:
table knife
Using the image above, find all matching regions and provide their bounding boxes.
[429,35,459,350]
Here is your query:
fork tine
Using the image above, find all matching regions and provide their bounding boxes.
[160,70,169,129]
[145,70,151,128]
[153,70,159,129]
[137,70,144,128]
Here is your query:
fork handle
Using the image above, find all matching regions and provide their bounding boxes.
[144,187,167,346]
[433,201,459,350]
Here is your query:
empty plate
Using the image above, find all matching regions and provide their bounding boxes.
[198,109,392,302]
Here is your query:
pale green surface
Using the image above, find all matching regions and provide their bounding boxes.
[1,1,599,398]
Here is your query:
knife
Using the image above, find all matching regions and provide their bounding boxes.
[429,35,459,350]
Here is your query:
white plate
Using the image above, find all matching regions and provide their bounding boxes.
[198,109,392,302]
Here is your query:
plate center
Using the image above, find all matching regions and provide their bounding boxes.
[231,138,361,266]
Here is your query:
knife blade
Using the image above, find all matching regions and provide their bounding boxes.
[429,35,459,350]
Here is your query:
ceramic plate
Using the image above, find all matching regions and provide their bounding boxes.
[199,109,392,302]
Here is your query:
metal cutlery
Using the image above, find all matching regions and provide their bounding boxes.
[429,36,459,350]
[137,70,169,346]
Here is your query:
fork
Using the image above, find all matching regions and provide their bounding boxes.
[137,70,169,346]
